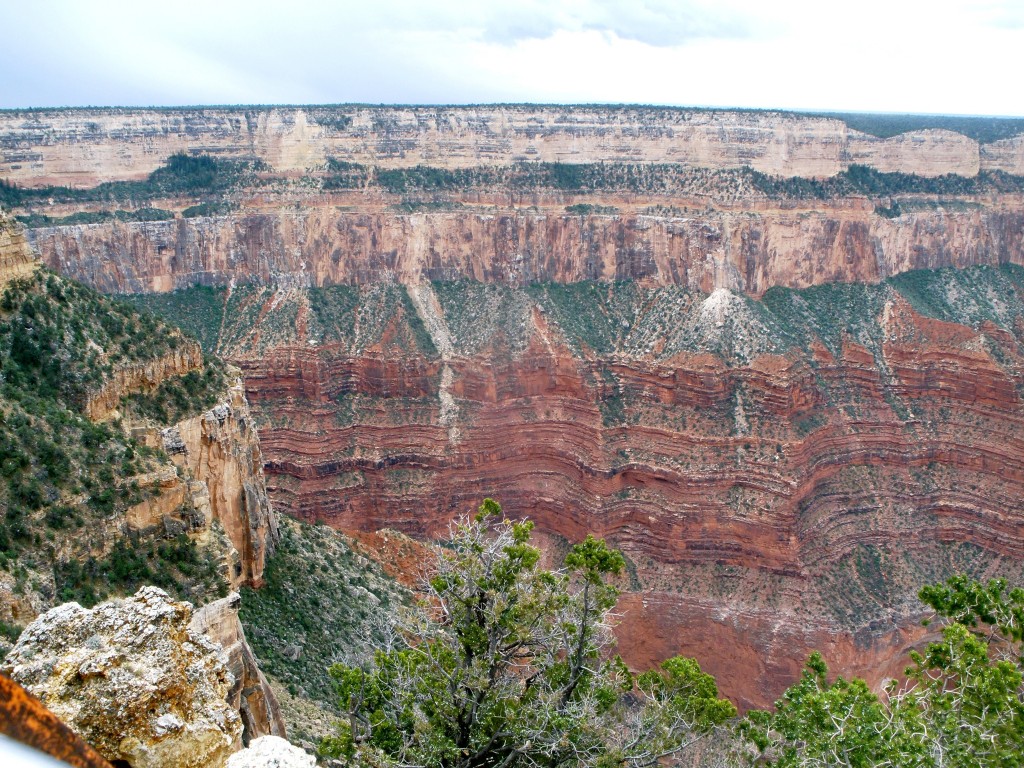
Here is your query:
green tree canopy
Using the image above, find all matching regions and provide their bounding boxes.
[320,499,735,768]
[743,576,1024,768]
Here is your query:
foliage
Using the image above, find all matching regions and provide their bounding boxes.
[53,532,227,608]
[120,355,228,424]
[1,153,265,209]
[748,164,1024,200]
[565,204,620,215]
[122,285,228,354]
[182,201,236,218]
[0,270,229,605]
[321,500,734,768]
[238,519,410,747]
[743,576,1024,767]
[239,520,407,709]
[16,208,175,228]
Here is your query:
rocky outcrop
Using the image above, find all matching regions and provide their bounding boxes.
[84,340,203,421]
[28,204,1024,297]
[190,593,286,744]
[164,380,279,588]
[0,210,37,285]
[1,107,1021,185]
[1,587,243,768]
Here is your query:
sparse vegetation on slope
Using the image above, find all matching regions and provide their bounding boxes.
[0,270,231,624]
[1,152,266,211]
[238,519,409,746]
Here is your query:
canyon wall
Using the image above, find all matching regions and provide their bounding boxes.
[131,273,1023,709]
[11,105,1024,712]
[2,106,1023,186]
[27,205,1024,297]
[163,382,279,588]
[0,209,37,284]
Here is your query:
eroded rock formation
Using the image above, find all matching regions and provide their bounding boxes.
[1,587,243,768]
[85,341,203,420]
[190,593,286,744]
[162,380,279,588]
[13,105,1024,712]
[0,209,37,285]
[27,204,1024,297]
[193,273,1024,708]
[2,107,1022,185]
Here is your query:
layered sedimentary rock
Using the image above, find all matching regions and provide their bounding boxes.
[15,105,1024,713]
[176,272,1024,708]
[2,587,243,768]
[162,380,279,588]
[2,106,1022,185]
[85,340,203,420]
[0,209,37,284]
[27,204,1024,297]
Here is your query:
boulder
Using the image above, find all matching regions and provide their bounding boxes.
[1,587,242,768]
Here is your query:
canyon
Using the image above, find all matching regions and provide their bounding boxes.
[4,106,1024,185]
[5,105,1024,711]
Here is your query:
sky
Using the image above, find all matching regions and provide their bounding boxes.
[2,0,1023,115]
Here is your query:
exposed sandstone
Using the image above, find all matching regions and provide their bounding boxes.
[27,205,1024,297]
[1,587,243,768]
[84,340,203,421]
[0,210,37,285]
[1,107,1021,184]
[190,593,286,744]
[167,380,279,588]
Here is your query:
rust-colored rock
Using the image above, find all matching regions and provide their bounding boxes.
[210,279,1024,710]
[0,673,113,768]
[27,206,1024,297]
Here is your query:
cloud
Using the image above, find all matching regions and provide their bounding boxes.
[0,0,1021,115]
[475,0,754,47]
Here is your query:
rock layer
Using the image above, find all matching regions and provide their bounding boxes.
[190,593,286,744]
[0,210,37,285]
[164,380,279,588]
[2,107,1022,185]
[200,274,1024,709]
[85,341,203,420]
[27,205,1024,297]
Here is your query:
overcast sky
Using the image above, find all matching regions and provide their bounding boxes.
[2,0,1023,115]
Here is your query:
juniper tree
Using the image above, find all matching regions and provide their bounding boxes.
[321,499,735,768]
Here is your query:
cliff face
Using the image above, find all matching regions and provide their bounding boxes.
[190,593,286,744]
[161,380,279,588]
[0,210,37,284]
[14,105,1024,714]
[178,272,1024,709]
[27,205,1024,297]
[2,106,1021,185]
[85,341,203,420]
